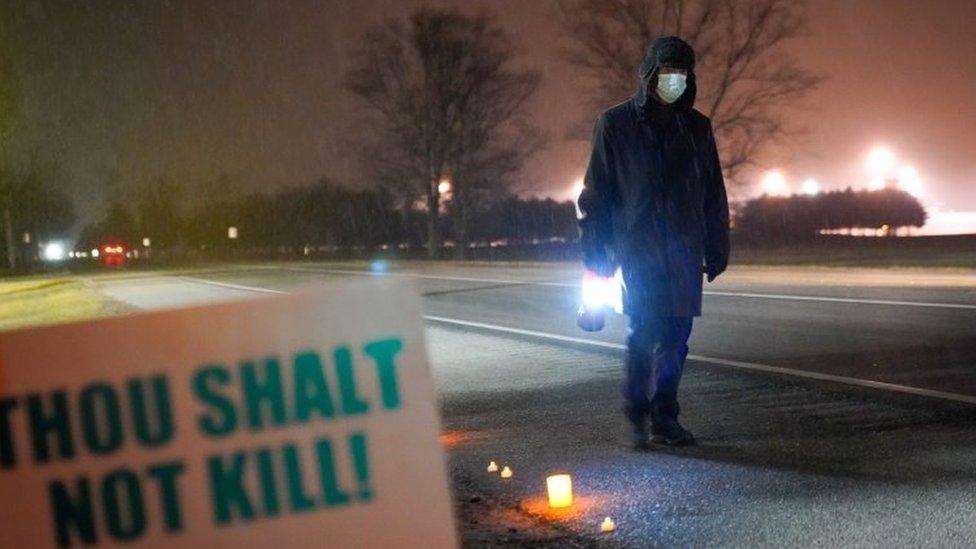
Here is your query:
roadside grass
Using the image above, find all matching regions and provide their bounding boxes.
[0,277,130,331]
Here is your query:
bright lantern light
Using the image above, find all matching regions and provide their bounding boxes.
[546,474,573,509]
[42,242,66,262]
[762,170,788,196]
[800,178,820,195]
[227,226,238,239]
[438,179,451,194]
[866,146,895,174]
[581,268,624,313]
[142,237,151,247]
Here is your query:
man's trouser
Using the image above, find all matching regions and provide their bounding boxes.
[624,314,693,427]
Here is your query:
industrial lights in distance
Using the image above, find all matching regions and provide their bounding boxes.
[800,178,821,195]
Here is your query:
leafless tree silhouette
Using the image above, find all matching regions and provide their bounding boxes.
[557,0,821,184]
[346,7,543,257]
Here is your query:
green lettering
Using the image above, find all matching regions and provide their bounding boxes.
[293,351,335,422]
[334,347,368,416]
[147,462,185,532]
[80,383,123,455]
[0,398,17,469]
[256,448,280,517]
[102,469,146,541]
[283,444,316,512]
[363,338,404,410]
[193,366,237,437]
[349,432,373,502]
[49,477,97,547]
[242,359,286,430]
[28,391,74,463]
[314,438,349,506]
[207,452,254,524]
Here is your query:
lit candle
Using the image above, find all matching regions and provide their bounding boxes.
[487,461,498,473]
[601,517,616,533]
[545,474,573,509]
[500,466,513,479]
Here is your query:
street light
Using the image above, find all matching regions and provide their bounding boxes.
[438,178,451,194]
[142,237,151,247]
[227,226,238,239]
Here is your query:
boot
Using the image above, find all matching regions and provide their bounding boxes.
[624,405,650,450]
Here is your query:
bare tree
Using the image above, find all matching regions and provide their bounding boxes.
[557,0,821,183]
[346,7,542,258]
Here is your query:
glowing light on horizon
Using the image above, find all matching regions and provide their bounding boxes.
[866,146,895,174]
[898,164,924,196]
[761,170,788,195]
[800,178,821,195]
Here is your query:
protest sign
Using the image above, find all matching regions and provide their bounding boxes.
[0,280,456,548]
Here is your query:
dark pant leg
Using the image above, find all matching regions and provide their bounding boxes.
[649,317,693,426]
[623,313,664,421]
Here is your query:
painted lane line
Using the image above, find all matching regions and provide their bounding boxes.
[269,266,976,311]
[180,276,286,294]
[424,315,976,407]
[181,274,976,407]
[704,290,976,311]
[271,265,574,287]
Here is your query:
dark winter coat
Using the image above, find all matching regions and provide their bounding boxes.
[578,36,730,317]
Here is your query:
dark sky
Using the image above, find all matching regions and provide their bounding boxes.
[6,0,976,228]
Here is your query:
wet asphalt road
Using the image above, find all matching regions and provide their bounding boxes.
[89,262,976,547]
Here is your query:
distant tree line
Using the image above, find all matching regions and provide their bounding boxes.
[76,177,578,259]
[735,188,927,242]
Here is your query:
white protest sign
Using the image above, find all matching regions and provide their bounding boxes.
[0,280,456,548]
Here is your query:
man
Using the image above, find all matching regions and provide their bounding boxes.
[578,36,730,448]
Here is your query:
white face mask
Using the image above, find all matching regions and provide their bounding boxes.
[656,73,687,103]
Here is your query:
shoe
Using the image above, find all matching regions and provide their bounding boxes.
[650,421,696,446]
[625,407,650,450]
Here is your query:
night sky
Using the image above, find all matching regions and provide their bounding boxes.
[6,0,976,230]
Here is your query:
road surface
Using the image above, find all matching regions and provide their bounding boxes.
[84,262,976,546]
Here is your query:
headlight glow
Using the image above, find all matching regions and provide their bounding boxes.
[42,242,66,262]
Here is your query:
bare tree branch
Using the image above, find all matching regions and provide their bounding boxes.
[556,0,822,184]
[345,7,543,257]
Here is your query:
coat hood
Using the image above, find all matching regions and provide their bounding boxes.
[635,36,697,114]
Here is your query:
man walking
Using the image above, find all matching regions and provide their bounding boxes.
[578,36,730,448]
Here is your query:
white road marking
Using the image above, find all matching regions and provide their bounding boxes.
[181,273,976,406]
[271,266,976,311]
[180,276,286,294]
[273,265,571,287]
[704,290,976,310]
[424,315,976,406]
